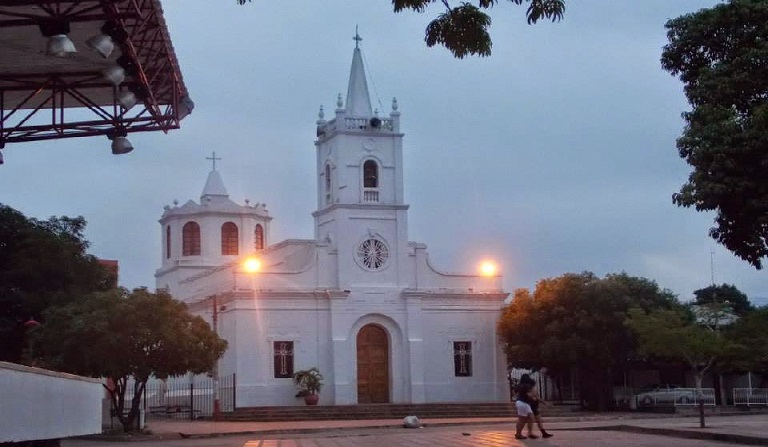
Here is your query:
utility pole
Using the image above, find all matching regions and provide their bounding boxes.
[211,294,221,421]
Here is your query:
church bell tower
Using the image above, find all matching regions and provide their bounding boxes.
[312,34,408,288]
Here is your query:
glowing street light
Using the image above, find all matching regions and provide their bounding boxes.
[243,257,261,273]
[479,260,497,277]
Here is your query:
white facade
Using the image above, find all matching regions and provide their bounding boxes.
[155,43,509,406]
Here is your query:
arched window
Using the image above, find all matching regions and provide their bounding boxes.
[254,224,265,250]
[363,160,378,188]
[325,164,332,204]
[182,222,201,256]
[165,225,171,259]
[221,222,239,255]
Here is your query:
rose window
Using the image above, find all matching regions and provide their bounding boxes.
[356,238,389,270]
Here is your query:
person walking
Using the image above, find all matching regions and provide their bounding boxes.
[519,373,553,438]
[514,377,535,440]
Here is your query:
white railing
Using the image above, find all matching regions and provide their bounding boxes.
[363,189,379,203]
[633,387,716,407]
[317,118,394,137]
[733,388,768,406]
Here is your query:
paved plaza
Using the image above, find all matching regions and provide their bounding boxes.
[62,414,768,447]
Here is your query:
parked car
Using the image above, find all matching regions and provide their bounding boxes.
[635,384,696,406]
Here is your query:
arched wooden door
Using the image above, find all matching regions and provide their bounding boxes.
[356,324,390,403]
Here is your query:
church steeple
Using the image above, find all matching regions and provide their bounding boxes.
[201,152,228,201]
[344,30,372,118]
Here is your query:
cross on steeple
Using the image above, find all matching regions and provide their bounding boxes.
[206,151,222,171]
[353,25,362,48]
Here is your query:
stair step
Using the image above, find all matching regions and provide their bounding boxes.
[222,403,580,422]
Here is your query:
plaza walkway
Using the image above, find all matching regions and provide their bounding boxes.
[63,412,768,447]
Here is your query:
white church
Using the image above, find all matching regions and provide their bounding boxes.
[155,41,510,406]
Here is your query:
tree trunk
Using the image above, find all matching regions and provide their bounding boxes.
[109,377,146,432]
[695,373,706,428]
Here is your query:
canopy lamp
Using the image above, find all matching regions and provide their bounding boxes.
[39,20,76,57]
[108,128,133,155]
[117,90,137,110]
[102,65,125,86]
[85,21,126,59]
[178,96,195,120]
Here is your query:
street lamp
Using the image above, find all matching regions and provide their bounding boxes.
[210,294,223,420]
[243,257,261,273]
[479,260,497,277]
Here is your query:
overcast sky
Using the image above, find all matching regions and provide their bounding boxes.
[1,0,764,304]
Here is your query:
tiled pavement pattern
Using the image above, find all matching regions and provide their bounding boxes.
[240,428,734,447]
[62,414,768,447]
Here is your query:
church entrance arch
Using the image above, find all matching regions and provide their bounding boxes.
[356,324,390,403]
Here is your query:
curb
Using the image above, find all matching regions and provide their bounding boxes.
[580,425,768,446]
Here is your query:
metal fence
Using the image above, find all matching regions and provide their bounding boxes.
[121,374,236,421]
[733,388,768,407]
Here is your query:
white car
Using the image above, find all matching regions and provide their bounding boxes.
[635,384,696,406]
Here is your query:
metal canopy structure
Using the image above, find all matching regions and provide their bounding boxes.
[0,0,190,146]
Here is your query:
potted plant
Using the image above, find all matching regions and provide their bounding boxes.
[293,367,323,405]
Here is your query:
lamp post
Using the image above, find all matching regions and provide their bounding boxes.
[211,294,221,421]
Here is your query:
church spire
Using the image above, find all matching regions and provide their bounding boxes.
[201,152,229,201]
[344,28,373,118]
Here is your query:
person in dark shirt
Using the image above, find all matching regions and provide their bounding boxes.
[519,373,553,438]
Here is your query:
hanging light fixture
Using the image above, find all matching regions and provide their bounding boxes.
[111,136,133,155]
[178,96,195,120]
[85,21,128,59]
[39,20,77,57]
[85,21,123,59]
[86,34,113,59]
[117,90,137,110]
[102,65,126,86]
[108,128,133,155]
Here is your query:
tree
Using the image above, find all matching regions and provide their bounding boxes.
[28,288,227,432]
[626,307,736,428]
[693,283,752,315]
[726,307,768,381]
[0,204,114,362]
[236,0,565,58]
[661,0,768,269]
[497,272,679,410]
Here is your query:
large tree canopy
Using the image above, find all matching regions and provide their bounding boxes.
[725,307,768,379]
[497,272,679,410]
[661,0,768,269]
[0,204,114,362]
[237,0,565,58]
[626,307,736,427]
[29,288,227,432]
[693,283,752,315]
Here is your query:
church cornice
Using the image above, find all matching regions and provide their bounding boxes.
[402,289,509,301]
[160,207,272,222]
[186,289,350,311]
[312,203,409,218]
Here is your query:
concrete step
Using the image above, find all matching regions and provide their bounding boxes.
[223,403,581,422]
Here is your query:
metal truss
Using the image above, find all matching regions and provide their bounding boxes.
[0,0,188,145]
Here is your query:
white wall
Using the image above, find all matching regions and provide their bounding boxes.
[0,362,102,443]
